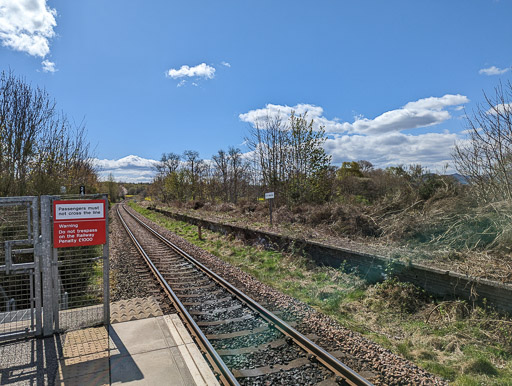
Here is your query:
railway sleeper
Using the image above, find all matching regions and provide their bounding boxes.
[196,314,253,326]
[216,338,288,356]
[232,358,311,377]
[172,282,216,290]
[206,325,268,340]
[175,288,224,298]
[188,303,242,315]
[183,296,232,307]
[165,277,208,285]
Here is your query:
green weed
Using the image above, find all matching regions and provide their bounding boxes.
[128,202,512,385]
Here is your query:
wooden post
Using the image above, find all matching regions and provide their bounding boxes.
[264,192,275,227]
[198,225,202,240]
[269,198,273,227]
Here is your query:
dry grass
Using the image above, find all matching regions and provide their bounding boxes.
[133,202,512,384]
[150,198,512,283]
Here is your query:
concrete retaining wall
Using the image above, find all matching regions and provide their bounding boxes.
[150,207,512,313]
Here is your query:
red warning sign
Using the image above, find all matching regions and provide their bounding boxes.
[53,200,106,248]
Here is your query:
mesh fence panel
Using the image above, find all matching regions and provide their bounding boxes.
[0,272,34,335]
[0,204,31,266]
[0,201,36,337]
[51,195,108,332]
[1,195,108,338]
[56,245,104,331]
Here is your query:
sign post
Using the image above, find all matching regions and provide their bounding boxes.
[53,200,106,248]
[265,192,274,226]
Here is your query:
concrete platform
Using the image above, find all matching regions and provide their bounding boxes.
[109,315,219,386]
[0,314,219,385]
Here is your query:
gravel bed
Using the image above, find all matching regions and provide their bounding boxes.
[222,343,306,369]
[238,363,332,385]
[212,327,284,350]
[126,205,447,385]
[195,307,251,323]
[172,286,214,296]
[186,298,236,312]
[203,316,265,335]
[109,205,175,314]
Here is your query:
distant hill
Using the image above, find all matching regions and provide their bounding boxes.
[448,173,469,184]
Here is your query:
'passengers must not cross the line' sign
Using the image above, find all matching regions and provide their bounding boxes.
[53,200,106,248]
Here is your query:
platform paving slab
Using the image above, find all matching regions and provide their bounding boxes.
[163,315,220,386]
[1,298,219,385]
[109,315,220,385]
[57,325,109,385]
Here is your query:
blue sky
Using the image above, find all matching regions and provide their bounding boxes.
[1,0,511,181]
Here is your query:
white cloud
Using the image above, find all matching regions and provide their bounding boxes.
[240,103,345,133]
[324,132,458,172]
[343,94,469,135]
[403,94,469,111]
[166,63,216,80]
[487,102,512,115]
[93,155,159,183]
[240,94,469,171]
[479,66,510,76]
[221,61,231,67]
[41,59,56,72]
[240,95,468,136]
[0,0,57,58]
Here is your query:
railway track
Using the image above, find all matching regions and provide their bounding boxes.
[116,204,372,386]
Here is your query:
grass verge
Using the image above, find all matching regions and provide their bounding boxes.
[128,202,512,385]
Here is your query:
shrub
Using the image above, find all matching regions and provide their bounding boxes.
[367,278,429,313]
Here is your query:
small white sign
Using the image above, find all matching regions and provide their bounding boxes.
[55,202,104,220]
[265,192,275,199]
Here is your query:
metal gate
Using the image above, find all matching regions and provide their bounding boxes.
[0,194,109,341]
[0,196,41,341]
[40,195,109,335]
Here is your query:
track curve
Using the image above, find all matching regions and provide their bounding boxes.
[117,203,373,386]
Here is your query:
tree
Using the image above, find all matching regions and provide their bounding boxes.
[245,113,288,198]
[156,152,180,176]
[337,161,364,179]
[183,150,203,200]
[227,146,248,203]
[453,82,512,202]
[286,112,331,203]
[164,170,186,201]
[212,149,229,201]
[153,152,183,202]
[0,70,97,196]
[245,110,331,204]
[357,160,374,173]
[106,173,118,203]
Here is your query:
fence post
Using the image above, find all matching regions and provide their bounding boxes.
[103,195,110,326]
[33,197,43,336]
[52,248,60,331]
[40,196,55,336]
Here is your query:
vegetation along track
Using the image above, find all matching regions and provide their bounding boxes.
[116,203,372,386]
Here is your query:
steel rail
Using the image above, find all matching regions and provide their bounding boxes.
[122,204,373,386]
[116,206,239,386]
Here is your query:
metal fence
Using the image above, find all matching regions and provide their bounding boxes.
[0,195,109,341]
[0,197,40,341]
[55,240,106,331]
